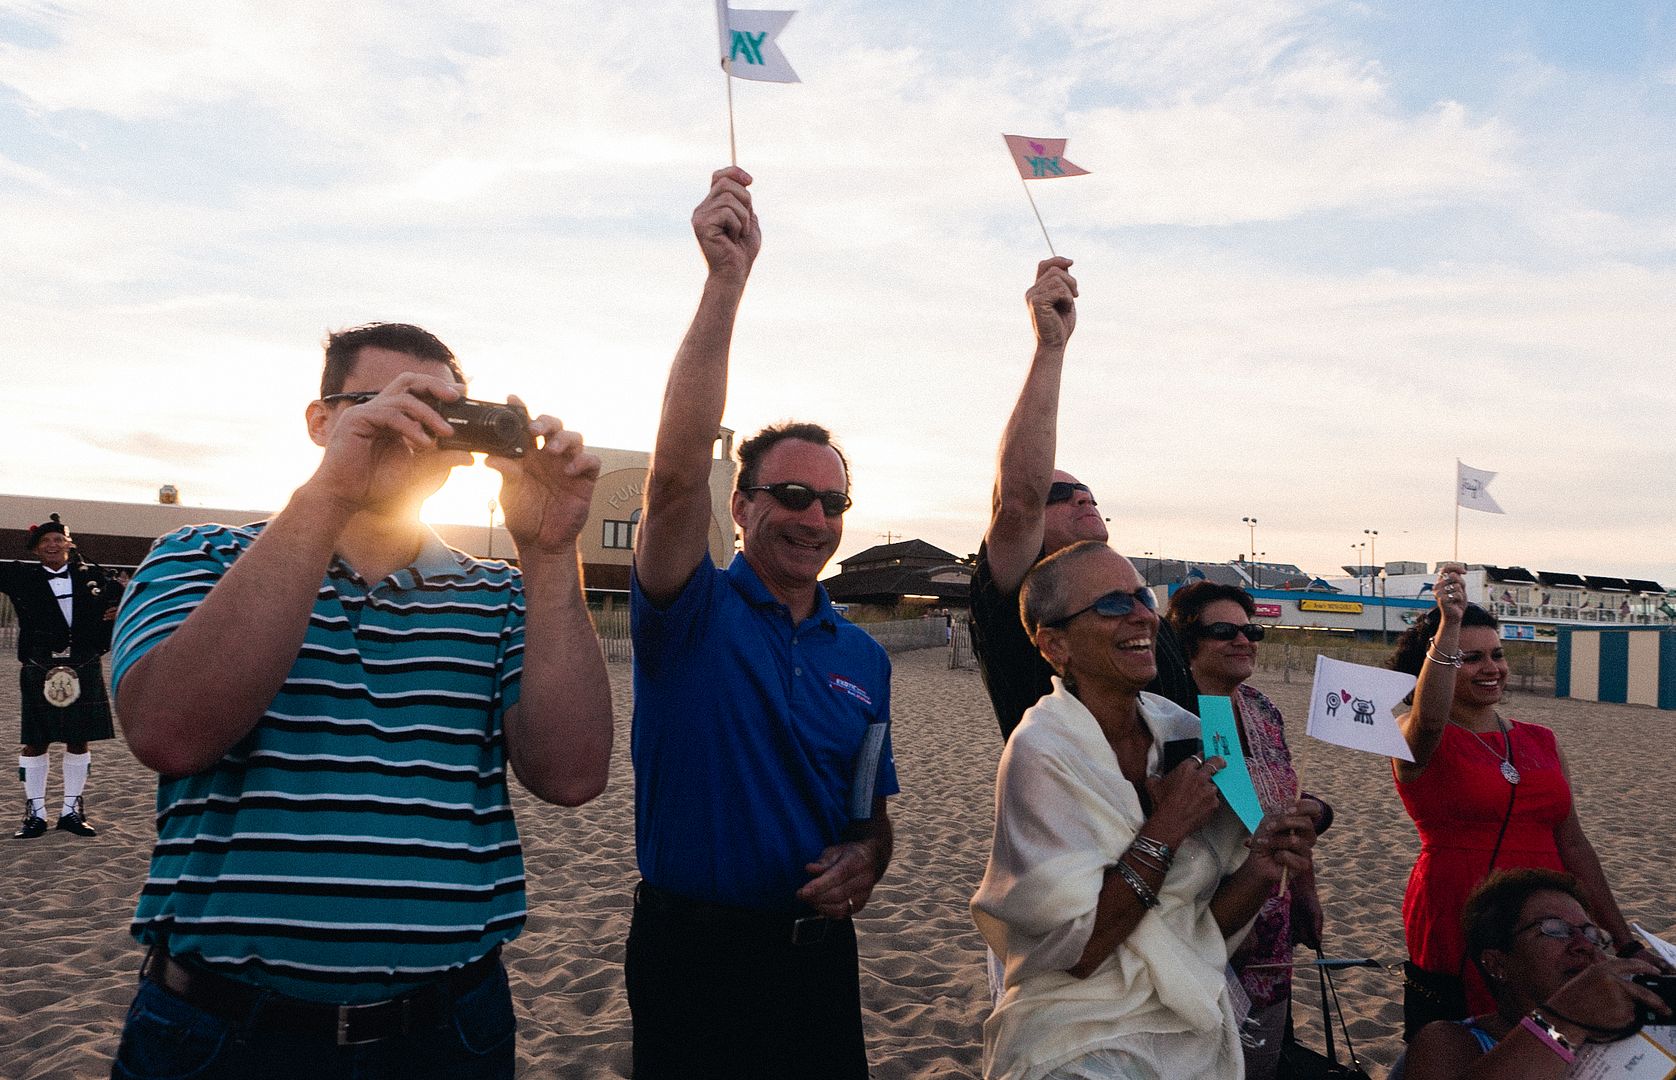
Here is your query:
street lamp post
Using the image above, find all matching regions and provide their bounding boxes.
[1365,529,1386,643]
[1242,516,1258,587]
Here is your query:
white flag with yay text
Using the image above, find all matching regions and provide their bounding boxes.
[1456,460,1505,515]
[716,1,799,83]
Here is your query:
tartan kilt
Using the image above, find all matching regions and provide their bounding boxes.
[19,657,115,745]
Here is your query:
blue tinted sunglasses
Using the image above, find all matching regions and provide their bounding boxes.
[1047,481,1096,506]
[1046,587,1157,628]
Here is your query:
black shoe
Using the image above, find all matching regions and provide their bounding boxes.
[55,798,96,838]
[14,806,47,839]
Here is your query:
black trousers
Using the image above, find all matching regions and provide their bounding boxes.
[625,883,869,1080]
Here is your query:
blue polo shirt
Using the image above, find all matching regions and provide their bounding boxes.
[630,554,897,912]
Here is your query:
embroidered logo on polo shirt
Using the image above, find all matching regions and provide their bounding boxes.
[828,673,872,706]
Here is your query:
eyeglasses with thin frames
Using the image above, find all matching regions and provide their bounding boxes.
[1514,917,1612,952]
[319,391,379,406]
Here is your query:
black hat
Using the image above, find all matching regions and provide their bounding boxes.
[25,514,70,551]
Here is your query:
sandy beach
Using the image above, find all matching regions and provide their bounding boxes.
[3,645,1672,1079]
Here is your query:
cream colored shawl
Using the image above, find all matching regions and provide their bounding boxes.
[971,680,1253,1080]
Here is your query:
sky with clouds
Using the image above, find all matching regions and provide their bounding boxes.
[3,1,1673,583]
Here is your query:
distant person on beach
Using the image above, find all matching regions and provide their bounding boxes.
[973,542,1316,1079]
[1392,868,1668,1079]
[106,322,613,1079]
[1167,581,1334,1079]
[626,166,897,1079]
[968,257,1197,742]
[1389,563,1646,1042]
[2,513,120,840]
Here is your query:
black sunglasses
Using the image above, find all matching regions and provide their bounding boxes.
[744,482,853,517]
[320,391,379,406]
[1046,481,1096,506]
[1046,587,1157,628]
[1200,621,1266,643]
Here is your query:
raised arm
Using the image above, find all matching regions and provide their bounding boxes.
[117,372,464,776]
[984,257,1078,592]
[634,167,761,604]
[490,406,613,807]
[1396,563,1467,780]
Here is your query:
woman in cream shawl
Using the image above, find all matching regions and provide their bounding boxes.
[972,542,1316,1080]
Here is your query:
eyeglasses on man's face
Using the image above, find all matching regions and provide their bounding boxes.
[744,482,852,517]
[1046,586,1157,629]
[1046,481,1096,506]
[1514,916,1612,952]
[319,391,379,406]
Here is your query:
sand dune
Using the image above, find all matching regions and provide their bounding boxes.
[2,648,1672,1078]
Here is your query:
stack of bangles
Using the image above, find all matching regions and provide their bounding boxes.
[1114,835,1175,910]
[1425,640,1463,667]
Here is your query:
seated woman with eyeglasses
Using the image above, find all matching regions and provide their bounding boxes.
[1389,564,1646,1041]
[1393,868,1668,1079]
[1164,582,1333,1080]
[973,543,1316,1079]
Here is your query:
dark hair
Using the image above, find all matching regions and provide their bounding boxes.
[1388,603,1500,676]
[735,422,850,493]
[25,513,69,552]
[321,323,464,398]
[1462,868,1590,992]
[1019,540,1113,637]
[1165,581,1256,659]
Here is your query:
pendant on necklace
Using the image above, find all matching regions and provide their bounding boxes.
[1500,760,1521,785]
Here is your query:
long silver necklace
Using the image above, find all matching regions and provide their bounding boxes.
[1452,717,1520,785]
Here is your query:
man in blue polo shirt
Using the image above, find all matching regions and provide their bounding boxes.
[107,323,613,1079]
[626,167,897,1079]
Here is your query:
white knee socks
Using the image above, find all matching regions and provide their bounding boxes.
[62,751,90,816]
[19,753,47,817]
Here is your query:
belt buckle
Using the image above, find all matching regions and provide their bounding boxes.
[337,1001,403,1046]
[791,916,829,946]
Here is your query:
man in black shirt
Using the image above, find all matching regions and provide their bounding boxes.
[968,259,1198,741]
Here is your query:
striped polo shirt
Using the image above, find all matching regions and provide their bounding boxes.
[111,522,527,1004]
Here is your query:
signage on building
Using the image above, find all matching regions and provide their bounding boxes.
[1298,599,1365,614]
[1503,624,1536,641]
[1253,603,1282,618]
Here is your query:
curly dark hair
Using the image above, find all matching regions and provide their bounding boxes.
[1461,868,1591,990]
[1165,581,1256,659]
[735,421,850,493]
[1387,602,1500,676]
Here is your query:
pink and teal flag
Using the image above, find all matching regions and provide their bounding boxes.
[1003,134,1090,180]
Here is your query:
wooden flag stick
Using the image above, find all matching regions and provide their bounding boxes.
[1019,175,1056,256]
[724,59,738,167]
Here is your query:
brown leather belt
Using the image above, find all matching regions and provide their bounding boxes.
[139,945,501,1045]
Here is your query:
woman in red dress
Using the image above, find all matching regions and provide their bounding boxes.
[1390,563,1640,1041]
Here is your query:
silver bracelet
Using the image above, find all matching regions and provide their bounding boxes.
[1125,849,1171,875]
[1130,834,1175,869]
[1114,859,1160,910]
[1425,642,1463,667]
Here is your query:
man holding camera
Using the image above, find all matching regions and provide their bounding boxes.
[626,168,897,1079]
[107,322,613,1079]
[2,513,120,839]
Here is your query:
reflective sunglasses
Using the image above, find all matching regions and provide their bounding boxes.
[744,482,853,517]
[1046,481,1096,506]
[1046,586,1157,628]
[320,391,379,406]
[1200,621,1267,643]
[1515,917,1612,951]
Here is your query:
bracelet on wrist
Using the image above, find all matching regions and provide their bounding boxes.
[1521,1010,1576,1063]
[1113,859,1160,910]
[1425,640,1463,667]
[1129,834,1175,870]
[1122,849,1170,875]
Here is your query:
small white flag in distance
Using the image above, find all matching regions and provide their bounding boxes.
[1306,655,1417,761]
[1457,460,1505,515]
[716,1,799,83]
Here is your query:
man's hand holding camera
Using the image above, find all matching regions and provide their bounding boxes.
[306,372,471,516]
[489,397,601,560]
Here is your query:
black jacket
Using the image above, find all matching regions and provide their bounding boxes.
[0,559,120,661]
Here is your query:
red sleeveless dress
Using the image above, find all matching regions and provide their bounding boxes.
[1393,720,1570,1013]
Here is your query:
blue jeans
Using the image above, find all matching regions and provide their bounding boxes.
[110,960,515,1080]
